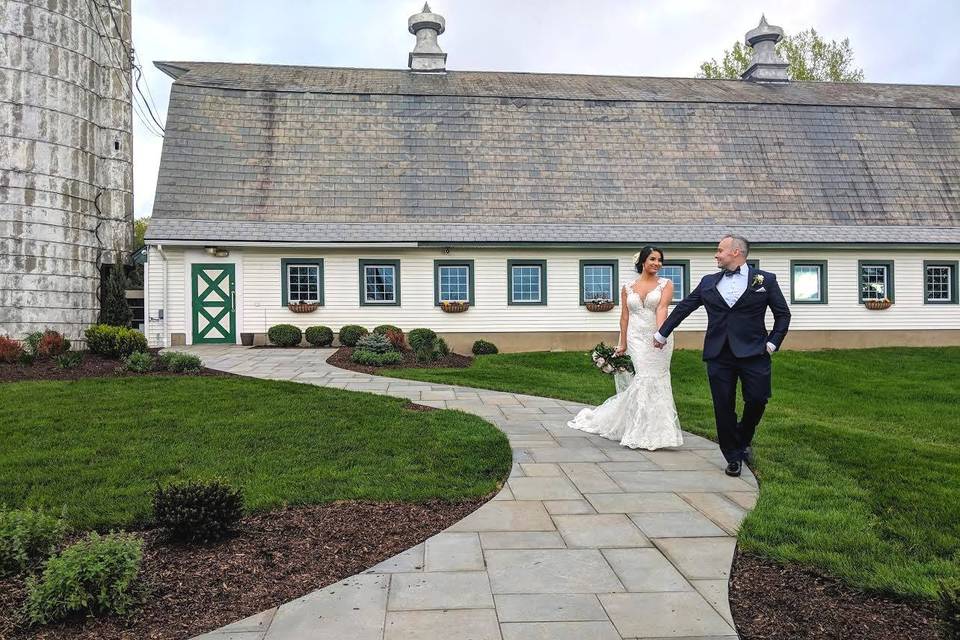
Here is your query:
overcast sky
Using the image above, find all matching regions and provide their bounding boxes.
[131,0,960,219]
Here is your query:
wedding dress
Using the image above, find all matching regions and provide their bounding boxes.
[568,277,684,450]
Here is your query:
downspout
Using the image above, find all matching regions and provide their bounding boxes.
[157,244,170,348]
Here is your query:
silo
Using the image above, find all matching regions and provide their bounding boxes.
[1,0,133,341]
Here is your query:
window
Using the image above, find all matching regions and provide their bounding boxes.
[507,260,547,305]
[280,258,324,305]
[360,260,400,306]
[790,261,827,304]
[580,260,619,304]
[659,261,689,303]
[924,261,958,304]
[434,260,475,305]
[858,261,895,303]
[746,259,760,271]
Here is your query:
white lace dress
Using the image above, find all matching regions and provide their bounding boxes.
[567,277,684,450]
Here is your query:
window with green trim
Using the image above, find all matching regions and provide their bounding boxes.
[508,260,547,305]
[281,258,324,305]
[924,261,958,304]
[859,261,894,302]
[434,260,475,305]
[790,261,827,304]
[580,260,618,304]
[360,260,400,306]
[659,261,689,303]
[746,259,760,271]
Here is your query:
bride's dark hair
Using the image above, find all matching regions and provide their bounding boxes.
[635,246,665,273]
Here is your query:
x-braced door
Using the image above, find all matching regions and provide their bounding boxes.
[191,263,236,344]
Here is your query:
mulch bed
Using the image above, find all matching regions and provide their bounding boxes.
[0,499,490,640]
[327,346,472,375]
[0,350,223,383]
[729,549,943,640]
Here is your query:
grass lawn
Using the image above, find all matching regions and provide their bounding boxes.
[382,347,960,600]
[0,376,512,530]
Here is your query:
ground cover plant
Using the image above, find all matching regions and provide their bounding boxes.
[381,347,960,601]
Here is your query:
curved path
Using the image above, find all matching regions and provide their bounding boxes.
[181,345,757,640]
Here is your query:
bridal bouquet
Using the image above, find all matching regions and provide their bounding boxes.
[591,342,635,375]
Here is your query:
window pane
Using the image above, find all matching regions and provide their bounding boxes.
[512,265,541,302]
[659,265,684,302]
[793,264,822,302]
[439,265,469,302]
[583,265,613,302]
[860,265,888,300]
[926,266,952,302]
[365,265,396,302]
[288,265,319,302]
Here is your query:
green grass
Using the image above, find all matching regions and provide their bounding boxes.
[382,348,960,600]
[0,376,511,531]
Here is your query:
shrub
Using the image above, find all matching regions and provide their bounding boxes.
[305,325,334,347]
[356,333,395,354]
[100,261,133,327]
[351,349,403,366]
[24,331,44,356]
[157,352,202,374]
[84,325,147,359]
[24,532,143,625]
[268,324,302,347]
[114,328,147,358]
[54,351,84,369]
[373,324,401,336]
[122,351,154,373]
[0,507,68,576]
[434,337,450,358]
[152,480,244,543]
[408,328,437,353]
[384,328,406,350]
[18,351,35,366]
[0,336,24,364]
[472,339,499,355]
[941,580,960,640]
[338,325,368,347]
[37,330,70,358]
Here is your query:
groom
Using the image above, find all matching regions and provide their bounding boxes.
[653,235,790,477]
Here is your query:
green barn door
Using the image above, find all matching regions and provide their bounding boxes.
[191,264,236,344]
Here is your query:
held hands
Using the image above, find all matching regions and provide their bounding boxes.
[652,337,666,350]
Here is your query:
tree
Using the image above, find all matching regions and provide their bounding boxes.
[134,217,150,251]
[699,28,864,82]
[101,255,133,327]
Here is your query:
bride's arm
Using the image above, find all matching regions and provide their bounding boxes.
[656,281,674,329]
[615,285,629,355]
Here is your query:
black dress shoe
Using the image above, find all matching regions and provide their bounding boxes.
[725,461,742,477]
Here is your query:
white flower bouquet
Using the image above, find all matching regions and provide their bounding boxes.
[590,342,635,375]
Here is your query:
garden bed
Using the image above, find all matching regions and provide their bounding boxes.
[327,346,472,374]
[0,499,488,640]
[0,349,223,383]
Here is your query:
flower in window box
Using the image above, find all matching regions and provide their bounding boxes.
[585,297,615,312]
[440,300,470,313]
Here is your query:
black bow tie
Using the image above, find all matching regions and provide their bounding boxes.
[723,268,741,277]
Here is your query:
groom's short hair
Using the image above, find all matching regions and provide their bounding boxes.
[723,234,750,257]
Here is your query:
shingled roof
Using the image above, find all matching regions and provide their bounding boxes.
[147,62,960,245]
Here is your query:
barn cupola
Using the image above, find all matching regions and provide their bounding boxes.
[741,15,790,82]
[408,3,447,72]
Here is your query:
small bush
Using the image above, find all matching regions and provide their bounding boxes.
[356,333,395,354]
[54,351,84,369]
[84,325,147,359]
[338,325,368,347]
[0,336,24,364]
[157,352,202,373]
[408,328,437,353]
[24,532,143,625]
[434,337,450,358]
[114,328,147,358]
[268,324,302,347]
[472,340,499,355]
[37,330,70,358]
[384,328,406,350]
[18,351,36,366]
[373,325,401,336]
[941,580,960,640]
[351,349,403,366]
[152,480,244,543]
[304,325,334,347]
[24,331,44,356]
[0,507,68,576]
[122,351,155,373]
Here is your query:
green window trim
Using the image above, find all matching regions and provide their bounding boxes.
[923,260,959,305]
[359,259,401,306]
[746,259,760,271]
[579,260,619,305]
[790,260,828,304]
[280,258,324,306]
[434,260,476,306]
[507,259,547,305]
[660,260,690,304]
[857,260,895,303]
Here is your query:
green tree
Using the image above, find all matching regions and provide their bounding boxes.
[699,28,864,82]
[100,255,133,327]
[134,217,150,251]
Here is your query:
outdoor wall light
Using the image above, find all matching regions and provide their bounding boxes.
[205,246,230,257]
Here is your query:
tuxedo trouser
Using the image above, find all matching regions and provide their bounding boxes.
[706,341,772,463]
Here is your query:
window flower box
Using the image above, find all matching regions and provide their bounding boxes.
[288,302,319,313]
[586,299,615,312]
[440,301,470,313]
[864,298,892,310]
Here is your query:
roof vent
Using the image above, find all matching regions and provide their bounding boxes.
[740,15,790,82]
[408,3,446,72]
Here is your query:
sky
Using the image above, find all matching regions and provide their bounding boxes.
[130,0,960,219]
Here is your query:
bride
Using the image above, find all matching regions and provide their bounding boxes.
[568,246,684,450]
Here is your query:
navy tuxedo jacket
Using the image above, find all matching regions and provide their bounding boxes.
[658,268,791,361]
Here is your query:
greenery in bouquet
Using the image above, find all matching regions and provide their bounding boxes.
[591,342,634,375]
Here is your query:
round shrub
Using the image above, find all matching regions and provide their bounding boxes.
[157,352,203,374]
[356,333,395,354]
[37,330,70,358]
[268,323,302,347]
[373,325,401,336]
[384,328,406,351]
[351,349,403,366]
[338,325,368,347]
[84,325,147,359]
[24,331,44,357]
[0,507,68,576]
[408,328,437,353]
[152,480,244,543]
[115,327,147,358]
[0,336,24,364]
[122,351,155,373]
[472,340,499,355]
[305,325,334,347]
[434,337,450,358]
[24,532,143,625]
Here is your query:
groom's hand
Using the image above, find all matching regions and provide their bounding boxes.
[653,331,667,350]
[766,342,777,354]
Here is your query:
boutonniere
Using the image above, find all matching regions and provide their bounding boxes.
[752,274,764,287]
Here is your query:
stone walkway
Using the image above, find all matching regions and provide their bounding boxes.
[178,345,757,640]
